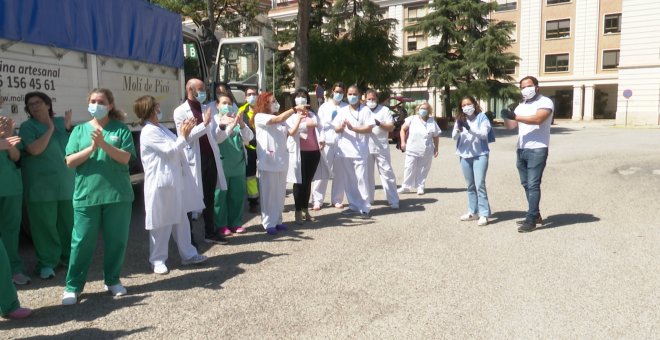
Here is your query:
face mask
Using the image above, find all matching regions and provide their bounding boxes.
[246,95,257,106]
[195,91,207,103]
[462,105,475,115]
[156,110,163,121]
[521,86,536,101]
[88,103,109,120]
[347,95,359,105]
[418,109,428,118]
[271,102,280,113]
[295,97,307,106]
[333,92,344,102]
[366,100,377,109]
[220,104,231,115]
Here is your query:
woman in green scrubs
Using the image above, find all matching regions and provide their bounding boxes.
[61,88,136,306]
[213,93,253,235]
[19,92,75,280]
[0,109,31,286]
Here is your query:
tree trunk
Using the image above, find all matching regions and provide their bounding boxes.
[444,85,452,118]
[294,0,311,89]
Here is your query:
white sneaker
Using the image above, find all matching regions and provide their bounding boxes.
[153,263,169,275]
[416,188,425,195]
[397,187,409,194]
[477,216,488,226]
[62,291,79,305]
[460,213,478,221]
[104,283,127,296]
[182,254,208,266]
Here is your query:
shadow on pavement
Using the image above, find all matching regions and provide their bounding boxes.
[21,327,152,339]
[537,213,600,230]
[488,211,600,230]
[0,294,150,331]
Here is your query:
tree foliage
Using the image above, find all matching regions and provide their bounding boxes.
[402,0,519,116]
[273,0,401,94]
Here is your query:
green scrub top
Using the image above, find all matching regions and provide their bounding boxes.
[218,126,247,178]
[0,148,22,197]
[19,117,75,202]
[65,120,136,208]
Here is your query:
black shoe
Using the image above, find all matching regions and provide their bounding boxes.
[516,216,543,226]
[204,234,229,245]
[190,236,199,250]
[248,204,260,214]
[517,220,537,233]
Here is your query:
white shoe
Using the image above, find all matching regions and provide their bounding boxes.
[62,291,79,305]
[397,187,409,194]
[104,283,127,296]
[460,213,478,221]
[390,203,399,210]
[416,188,425,195]
[477,216,488,226]
[153,263,169,275]
[182,254,208,266]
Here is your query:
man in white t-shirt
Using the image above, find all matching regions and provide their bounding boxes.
[333,85,374,218]
[502,76,554,233]
[362,89,399,209]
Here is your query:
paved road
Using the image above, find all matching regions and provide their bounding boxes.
[2,121,659,339]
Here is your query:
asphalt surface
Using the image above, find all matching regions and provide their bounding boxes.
[2,120,659,339]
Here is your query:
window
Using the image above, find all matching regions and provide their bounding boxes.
[495,0,517,11]
[547,0,570,4]
[604,13,622,34]
[546,19,570,39]
[406,6,426,22]
[545,53,569,72]
[406,32,427,52]
[602,50,620,69]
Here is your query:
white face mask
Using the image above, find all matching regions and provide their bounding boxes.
[462,105,475,116]
[295,97,307,106]
[418,109,428,118]
[347,95,359,105]
[366,100,377,109]
[246,94,257,106]
[521,86,536,101]
[271,102,280,113]
[333,92,344,102]
[156,110,163,121]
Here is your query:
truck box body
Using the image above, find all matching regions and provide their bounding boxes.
[0,0,195,129]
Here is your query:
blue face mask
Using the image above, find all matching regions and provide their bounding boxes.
[418,109,428,118]
[220,104,232,116]
[246,95,257,106]
[88,103,109,120]
[195,91,207,103]
[347,95,359,105]
[333,92,344,102]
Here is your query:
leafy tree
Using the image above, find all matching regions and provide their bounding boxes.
[273,0,400,94]
[402,0,519,117]
[151,0,263,67]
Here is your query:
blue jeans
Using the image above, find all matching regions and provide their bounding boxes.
[516,148,548,221]
[460,154,491,217]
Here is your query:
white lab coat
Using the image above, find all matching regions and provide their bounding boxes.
[285,111,328,183]
[140,122,205,230]
[173,100,228,191]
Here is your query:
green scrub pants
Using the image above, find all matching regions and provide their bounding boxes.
[0,240,20,316]
[214,174,246,228]
[0,195,24,275]
[65,202,132,293]
[27,200,73,270]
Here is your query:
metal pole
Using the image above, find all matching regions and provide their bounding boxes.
[272,50,276,92]
[625,99,628,126]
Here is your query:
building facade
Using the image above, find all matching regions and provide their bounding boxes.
[269,0,660,124]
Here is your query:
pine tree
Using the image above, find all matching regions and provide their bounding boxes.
[402,0,519,117]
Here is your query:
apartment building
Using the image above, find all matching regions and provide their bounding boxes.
[269,0,660,125]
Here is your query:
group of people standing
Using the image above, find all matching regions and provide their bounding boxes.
[0,74,553,319]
